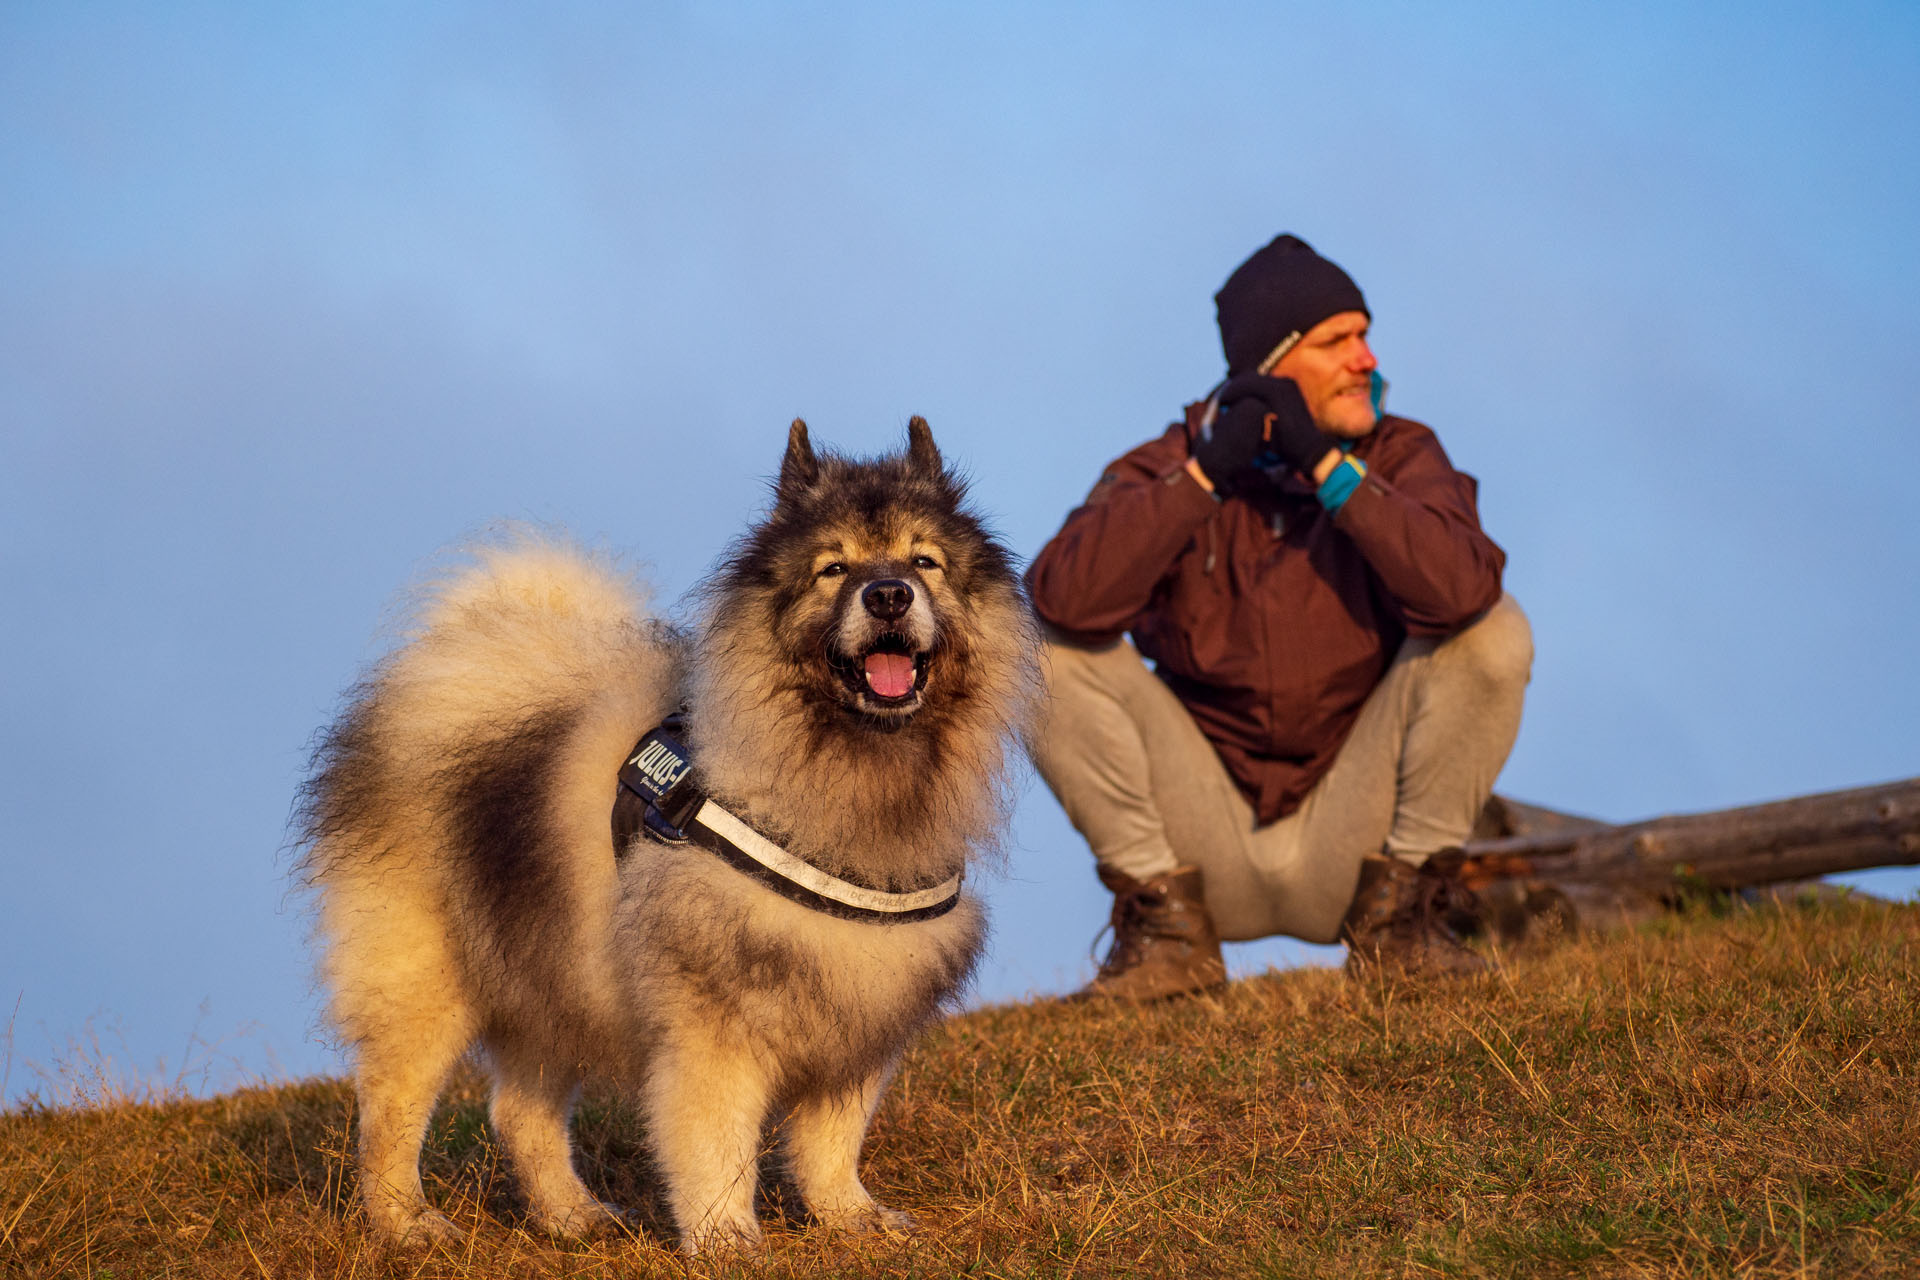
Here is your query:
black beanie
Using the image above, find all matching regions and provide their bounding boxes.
[1214,234,1369,376]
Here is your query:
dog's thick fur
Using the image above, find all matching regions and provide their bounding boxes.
[296,419,1036,1251]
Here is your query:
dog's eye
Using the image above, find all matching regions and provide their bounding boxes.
[912,555,942,572]
[817,562,847,579]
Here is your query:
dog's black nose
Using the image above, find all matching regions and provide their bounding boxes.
[861,579,913,621]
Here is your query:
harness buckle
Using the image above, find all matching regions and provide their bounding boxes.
[617,719,704,840]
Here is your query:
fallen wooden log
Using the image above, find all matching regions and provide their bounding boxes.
[1460,777,1920,935]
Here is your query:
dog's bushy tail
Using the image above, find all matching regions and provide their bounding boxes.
[407,534,657,703]
[296,532,669,886]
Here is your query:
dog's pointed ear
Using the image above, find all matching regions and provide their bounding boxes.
[778,418,819,503]
[906,416,942,475]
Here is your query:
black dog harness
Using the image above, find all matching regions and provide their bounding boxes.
[611,714,961,923]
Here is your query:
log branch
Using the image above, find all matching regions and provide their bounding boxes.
[1459,771,1912,901]
[1458,778,1920,935]
[1465,777,1920,892]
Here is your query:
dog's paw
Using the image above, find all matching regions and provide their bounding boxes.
[680,1217,764,1257]
[369,1204,463,1248]
[534,1198,635,1242]
[814,1203,918,1238]
[869,1205,918,1237]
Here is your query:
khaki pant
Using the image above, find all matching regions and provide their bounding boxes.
[1030,595,1533,944]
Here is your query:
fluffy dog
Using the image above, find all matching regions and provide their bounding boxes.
[296,419,1036,1251]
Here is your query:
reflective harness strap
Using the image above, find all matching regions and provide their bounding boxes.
[611,717,961,924]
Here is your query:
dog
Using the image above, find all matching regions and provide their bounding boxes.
[296,418,1037,1251]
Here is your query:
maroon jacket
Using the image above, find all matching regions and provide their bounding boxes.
[1028,403,1506,824]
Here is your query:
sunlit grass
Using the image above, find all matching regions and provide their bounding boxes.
[4,896,1916,1277]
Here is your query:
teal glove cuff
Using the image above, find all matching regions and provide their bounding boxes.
[1316,453,1367,512]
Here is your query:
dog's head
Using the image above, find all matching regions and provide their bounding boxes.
[708,417,1021,731]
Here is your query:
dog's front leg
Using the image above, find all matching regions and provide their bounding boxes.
[782,1057,915,1236]
[644,1032,771,1254]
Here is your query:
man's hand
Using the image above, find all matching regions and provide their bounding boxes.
[1214,373,1340,479]
[1188,390,1270,494]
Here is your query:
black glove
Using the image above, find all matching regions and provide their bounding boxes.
[1190,392,1269,494]
[1214,373,1338,475]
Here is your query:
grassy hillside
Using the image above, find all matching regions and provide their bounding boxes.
[5,897,1917,1278]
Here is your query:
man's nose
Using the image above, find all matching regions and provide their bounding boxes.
[1350,340,1378,372]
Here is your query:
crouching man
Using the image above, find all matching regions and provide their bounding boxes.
[1028,234,1532,998]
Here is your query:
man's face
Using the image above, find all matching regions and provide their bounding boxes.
[1271,310,1379,439]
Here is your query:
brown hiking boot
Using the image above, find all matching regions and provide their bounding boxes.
[1339,852,1489,978]
[1469,872,1579,946]
[1077,865,1227,1001]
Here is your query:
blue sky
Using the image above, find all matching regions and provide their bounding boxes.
[4,1,1917,1104]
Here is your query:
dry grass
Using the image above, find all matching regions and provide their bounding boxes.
[5,895,1917,1278]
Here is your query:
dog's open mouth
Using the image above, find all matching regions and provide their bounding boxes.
[831,632,930,710]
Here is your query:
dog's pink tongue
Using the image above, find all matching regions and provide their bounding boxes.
[864,652,916,699]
